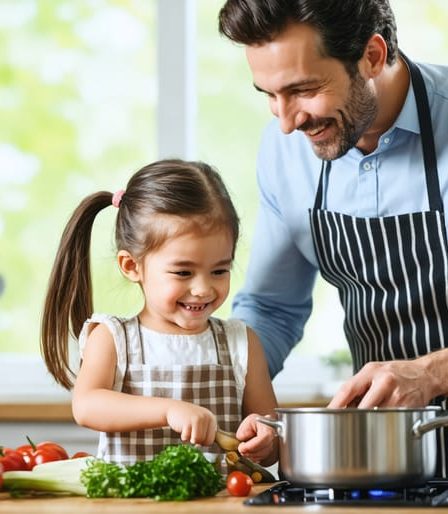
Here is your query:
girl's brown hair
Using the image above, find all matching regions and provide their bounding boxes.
[41,159,240,389]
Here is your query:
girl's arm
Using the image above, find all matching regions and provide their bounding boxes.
[235,327,279,466]
[72,323,217,446]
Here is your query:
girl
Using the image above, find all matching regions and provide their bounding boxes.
[41,159,278,466]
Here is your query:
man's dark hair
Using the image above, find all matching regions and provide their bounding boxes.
[218,0,398,71]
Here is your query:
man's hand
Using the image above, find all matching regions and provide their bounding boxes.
[328,357,439,409]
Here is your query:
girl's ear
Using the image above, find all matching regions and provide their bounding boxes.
[117,250,141,282]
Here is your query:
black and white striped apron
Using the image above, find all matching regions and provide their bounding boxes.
[309,54,448,477]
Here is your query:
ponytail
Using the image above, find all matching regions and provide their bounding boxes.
[40,191,112,390]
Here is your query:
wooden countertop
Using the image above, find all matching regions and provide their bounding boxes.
[2,486,447,514]
[0,399,330,423]
[0,403,74,422]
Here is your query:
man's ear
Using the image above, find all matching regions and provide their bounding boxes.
[117,250,141,282]
[359,33,388,79]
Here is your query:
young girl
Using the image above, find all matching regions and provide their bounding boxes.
[41,159,277,466]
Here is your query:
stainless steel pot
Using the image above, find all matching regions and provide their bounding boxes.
[258,407,448,487]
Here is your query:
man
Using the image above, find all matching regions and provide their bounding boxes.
[219,0,448,473]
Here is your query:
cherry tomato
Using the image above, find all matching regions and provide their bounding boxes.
[0,447,28,471]
[226,470,253,497]
[71,451,92,459]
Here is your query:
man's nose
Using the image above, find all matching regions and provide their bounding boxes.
[276,97,307,134]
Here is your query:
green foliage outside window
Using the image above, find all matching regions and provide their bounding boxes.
[1,0,448,358]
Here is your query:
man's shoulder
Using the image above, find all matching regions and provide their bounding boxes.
[418,61,448,99]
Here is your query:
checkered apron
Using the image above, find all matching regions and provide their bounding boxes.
[99,317,241,464]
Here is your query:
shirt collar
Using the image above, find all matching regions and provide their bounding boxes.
[392,78,421,135]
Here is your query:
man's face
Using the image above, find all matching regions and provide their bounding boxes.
[246,23,378,160]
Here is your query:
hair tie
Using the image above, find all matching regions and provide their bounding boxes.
[112,189,125,208]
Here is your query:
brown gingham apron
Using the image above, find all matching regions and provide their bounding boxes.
[309,53,448,477]
[99,317,241,465]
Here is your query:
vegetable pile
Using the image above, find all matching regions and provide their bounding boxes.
[0,437,90,473]
[81,445,224,500]
[2,444,224,501]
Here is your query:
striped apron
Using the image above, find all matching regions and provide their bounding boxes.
[309,54,448,477]
[100,317,241,465]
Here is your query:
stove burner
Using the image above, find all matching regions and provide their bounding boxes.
[245,480,448,507]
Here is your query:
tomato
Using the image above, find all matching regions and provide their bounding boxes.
[33,447,66,466]
[16,438,69,469]
[0,447,28,472]
[226,470,253,497]
[0,461,3,490]
[16,444,35,470]
[71,451,92,459]
[35,441,69,460]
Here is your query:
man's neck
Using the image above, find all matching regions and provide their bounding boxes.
[356,56,410,155]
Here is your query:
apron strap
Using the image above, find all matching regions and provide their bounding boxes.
[313,160,331,210]
[314,53,442,213]
[401,52,443,212]
[209,318,233,367]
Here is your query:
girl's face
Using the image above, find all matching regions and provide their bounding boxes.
[133,226,234,334]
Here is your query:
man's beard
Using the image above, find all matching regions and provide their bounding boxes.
[301,72,378,160]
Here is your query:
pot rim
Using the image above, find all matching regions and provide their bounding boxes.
[275,406,441,414]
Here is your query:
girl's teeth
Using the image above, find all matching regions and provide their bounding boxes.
[184,304,206,311]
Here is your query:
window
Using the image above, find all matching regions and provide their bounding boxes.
[1,1,156,357]
[2,0,448,398]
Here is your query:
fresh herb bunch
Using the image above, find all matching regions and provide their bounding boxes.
[80,445,224,501]
[80,460,126,498]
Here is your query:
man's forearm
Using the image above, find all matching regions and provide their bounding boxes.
[419,348,448,399]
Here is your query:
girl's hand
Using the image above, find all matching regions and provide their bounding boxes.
[235,413,278,465]
[166,401,217,447]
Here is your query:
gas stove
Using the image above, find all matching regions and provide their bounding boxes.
[245,480,448,507]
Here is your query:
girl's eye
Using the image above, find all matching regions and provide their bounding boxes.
[213,269,230,276]
[171,271,191,277]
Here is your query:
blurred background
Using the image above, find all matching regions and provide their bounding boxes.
[1,0,448,403]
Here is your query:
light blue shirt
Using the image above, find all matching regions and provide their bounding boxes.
[232,61,448,377]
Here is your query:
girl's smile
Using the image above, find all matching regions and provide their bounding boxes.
[127,225,234,334]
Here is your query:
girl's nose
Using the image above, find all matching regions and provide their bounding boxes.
[191,278,212,297]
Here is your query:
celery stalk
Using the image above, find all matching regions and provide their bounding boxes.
[3,457,91,496]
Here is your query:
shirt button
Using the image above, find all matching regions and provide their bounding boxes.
[384,137,390,144]
[363,162,372,171]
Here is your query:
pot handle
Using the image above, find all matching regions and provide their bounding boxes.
[413,415,448,438]
[256,416,285,437]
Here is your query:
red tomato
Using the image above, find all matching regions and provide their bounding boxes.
[0,461,3,490]
[32,447,67,466]
[35,441,69,460]
[0,448,28,472]
[71,451,92,459]
[16,438,69,469]
[226,471,253,497]
[15,444,35,470]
